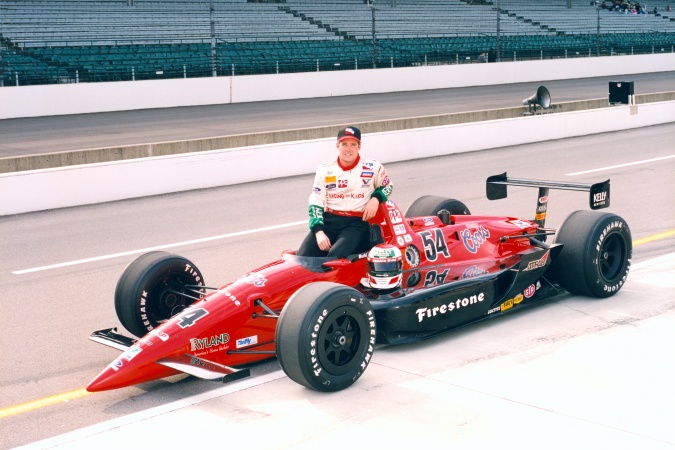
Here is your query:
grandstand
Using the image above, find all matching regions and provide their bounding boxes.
[1,0,674,86]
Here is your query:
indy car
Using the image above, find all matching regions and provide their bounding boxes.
[87,173,632,393]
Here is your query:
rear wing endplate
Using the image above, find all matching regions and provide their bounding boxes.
[486,172,610,229]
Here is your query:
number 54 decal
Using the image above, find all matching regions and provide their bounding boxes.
[419,229,450,261]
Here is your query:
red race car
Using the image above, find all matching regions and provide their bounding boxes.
[87,173,632,392]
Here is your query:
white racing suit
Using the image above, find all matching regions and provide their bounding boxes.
[298,155,393,258]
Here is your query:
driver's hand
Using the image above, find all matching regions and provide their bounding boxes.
[362,197,379,221]
[315,231,332,251]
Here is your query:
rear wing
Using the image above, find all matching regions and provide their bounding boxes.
[486,172,610,228]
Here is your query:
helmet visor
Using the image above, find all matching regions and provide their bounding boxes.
[369,260,402,276]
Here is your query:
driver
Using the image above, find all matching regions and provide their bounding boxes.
[297,126,393,258]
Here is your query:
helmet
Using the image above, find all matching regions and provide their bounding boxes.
[367,244,403,290]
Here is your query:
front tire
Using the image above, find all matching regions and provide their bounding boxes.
[276,282,376,392]
[114,251,205,337]
[550,211,632,298]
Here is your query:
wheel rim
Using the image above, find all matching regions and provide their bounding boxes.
[317,305,367,376]
[599,233,626,283]
[147,271,196,325]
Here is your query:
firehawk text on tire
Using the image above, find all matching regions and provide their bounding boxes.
[114,251,205,337]
[276,282,376,392]
[404,196,470,218]
[551,211,632,298]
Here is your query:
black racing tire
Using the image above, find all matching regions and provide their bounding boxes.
[404,196,471,217]
[276,282,376,392]
[550,211,632,298]
[114,251,205,337]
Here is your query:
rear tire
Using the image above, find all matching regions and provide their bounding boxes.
[276,282,376,392]
[550,211,632,298]
[115,251,205,337]
[404,196,470,217]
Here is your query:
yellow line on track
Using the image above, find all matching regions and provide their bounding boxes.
[2,229,674,420]
[0,388,91,419]
[633,229,675,246]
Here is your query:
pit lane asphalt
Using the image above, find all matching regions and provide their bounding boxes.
[1,71,674,159]
[1,97,674,449]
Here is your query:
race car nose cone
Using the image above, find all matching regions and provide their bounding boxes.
[87,359,179,392]
[87,365,126,392]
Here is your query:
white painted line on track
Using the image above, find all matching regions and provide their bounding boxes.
[565,155,675,176]
[15,370,287,450]
[12,220,308,275]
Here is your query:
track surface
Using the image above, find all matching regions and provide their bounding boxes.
[0,80,674,449]
[0,71,673,158]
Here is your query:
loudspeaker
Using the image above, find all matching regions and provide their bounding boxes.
[522,86,551,113]
[609,81,634,105]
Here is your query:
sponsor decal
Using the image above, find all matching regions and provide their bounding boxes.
[523,251,550,271]
[594,191,607,205]
[362,162,374,170]
[362,179,372,186]
[423,217,435,226]
[397,236,405,246]
[462,265,488,279]
[189,356,208,368]
[539,196,548,203]
[524,284,536,298]
[509,219,530,229]
[513,293,524,304]
[123,345,142,362]
[327,192,365,200]
[325,176,336,183]
[389,208,403,224]
[326,183,336,190]
[222,290,241,307]
[110,359,124,372]
[312,187,321,194]
[236,335,258,349]
[150,330,169,342]
[381,176,391,186]
[393,224,406,235]
[338,179,348,188]
[535,212,546,221]
[386,200,396,209]
[403,234,413,243]
[500,298,514,312]
[415,292,485,323]
[190,333,230,351]
[537,205,548,213]
[460,224,490,254]
[239,272,268,287]
[360,171,374,178]
[487,306,501,315]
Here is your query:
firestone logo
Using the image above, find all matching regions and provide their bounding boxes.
[415,292,485,323]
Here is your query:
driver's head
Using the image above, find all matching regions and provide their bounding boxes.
[367,244,403,290]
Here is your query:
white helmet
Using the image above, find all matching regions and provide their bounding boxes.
[367,244,403,290]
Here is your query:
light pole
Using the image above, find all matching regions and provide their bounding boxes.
[368,0,377,68]
[210,0,217,77]
[495,0,501,61]
[593,1,600,57]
